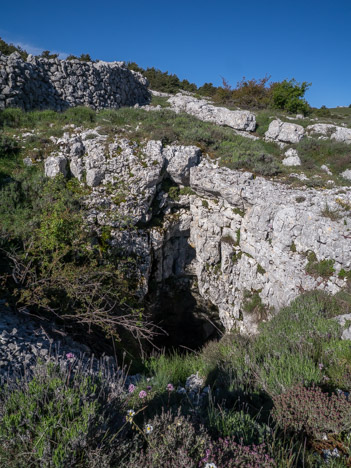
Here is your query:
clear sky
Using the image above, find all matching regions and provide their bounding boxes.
[1,0,350,108]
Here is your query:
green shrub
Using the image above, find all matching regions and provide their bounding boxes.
[323,340,351,390]
[255,291,341,358]
[270,79,311,115]
[0,357,127,468]
[130,408,210,467]
[0,135,19,158]
[207,406,268,445]
[273,385,351,439]
[306,257,335,278]
[243,290,267,321]
[296,137,351,174]
[256,352,322,396]
[144,351,206,389]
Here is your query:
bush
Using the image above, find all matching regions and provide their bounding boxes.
[305,253,335,278]
[270,79,311,115]
[272,385,351,439]
[0,357,127,468]
[296,137,351,174]
[207,406,268,445]
[0,135,19,158]
[323,340,351,390]
[256,352,323,396]
[199,438,275,468]
[130,408,210,467]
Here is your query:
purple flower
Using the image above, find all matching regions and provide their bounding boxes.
[139,390,147,399]
[66,352,75,360]
[147,385,152,391]
[128,384,136,393]
[167,383,174,392]
[319,363,324,370]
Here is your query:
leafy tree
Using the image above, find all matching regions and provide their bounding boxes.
[270,79,311,115]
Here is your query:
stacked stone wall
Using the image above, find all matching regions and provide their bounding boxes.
[0,52,150,111]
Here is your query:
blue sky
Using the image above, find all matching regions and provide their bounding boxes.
[1,0,350,108]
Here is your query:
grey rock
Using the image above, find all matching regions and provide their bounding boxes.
[265,119,305,144]
[44,154,67,178]
[164,145,201,185]
[307,124,351,144]
[168,94,256,132]
[341,169,351,181]
[282,148,301,166]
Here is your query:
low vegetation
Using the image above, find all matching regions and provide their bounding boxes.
[0,290,351,466]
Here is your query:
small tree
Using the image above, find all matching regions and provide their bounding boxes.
[41,50,59,59]
[79,53,92,62]
[270,79,311,115]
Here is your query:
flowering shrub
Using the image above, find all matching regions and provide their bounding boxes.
[129,408,210,467]
[198,438,275,468]
[272,385,351,439]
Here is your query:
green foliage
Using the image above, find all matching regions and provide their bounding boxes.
[0,134,19,158]
[127,62,198,94]
[144,351,206,388]
[257,352,322,396]
[41,50,59,59]
[322,340,351,390]
[296,137,351,175]
[0,37,28,59]
[271,79,311,115]
[306,256,335,278]
[243,290,267,320]
[207,405,268,444]
[338,268,351,280]
[0,358,127,468]
[130,408,210,467]
[273,385,351,439]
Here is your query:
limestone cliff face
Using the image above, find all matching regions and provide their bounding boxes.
[189,163,351,332]
[44,133,351,333]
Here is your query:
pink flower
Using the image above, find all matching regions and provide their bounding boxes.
[139,390,147,399]
[319,363,324,370]
[128,384,136,393]
[167,383,174,392]
[66,353,75,360]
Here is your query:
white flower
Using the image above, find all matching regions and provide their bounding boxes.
[205,463,217,468]
[126,409,135,422]
[145,424,153,434]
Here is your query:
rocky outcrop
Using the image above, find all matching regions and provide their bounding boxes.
[307,123,351,144]
[265,119,305,144]
[42,132,351,334]
[189,163,351,332]
[0,51,150,111]
[168,94,256,132]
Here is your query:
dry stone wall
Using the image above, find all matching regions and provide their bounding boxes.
[0,52,150,111]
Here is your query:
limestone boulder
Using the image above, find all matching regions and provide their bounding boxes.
[282,148,301,166]
[44,154,67,178]
[265,119,305,144]
[168,94,256,132]
[164,145,201,185]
